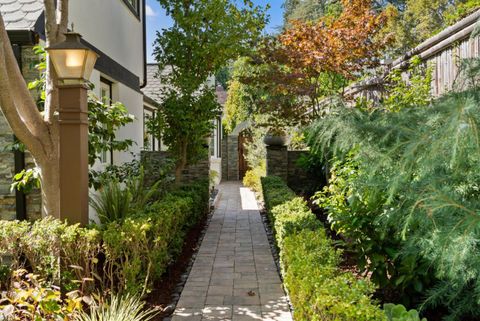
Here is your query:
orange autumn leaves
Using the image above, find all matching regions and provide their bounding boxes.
[279,0,391,79]
[238,0,390,124]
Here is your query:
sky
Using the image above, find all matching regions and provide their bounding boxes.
[145,0,284,63]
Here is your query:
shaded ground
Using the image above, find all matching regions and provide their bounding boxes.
[147,206,210,320]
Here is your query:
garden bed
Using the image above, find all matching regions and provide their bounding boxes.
[260,176,387,321]
[0,178,210,319]
[147,200,212,320]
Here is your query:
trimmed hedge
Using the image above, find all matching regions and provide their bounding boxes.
[261,176,387,321]
[0,179,209,295]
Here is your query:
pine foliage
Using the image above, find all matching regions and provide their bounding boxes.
[307,81,480,319]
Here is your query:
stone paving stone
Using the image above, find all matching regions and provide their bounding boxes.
[170,182,293,321]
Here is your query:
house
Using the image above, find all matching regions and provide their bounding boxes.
[0,0,148,219]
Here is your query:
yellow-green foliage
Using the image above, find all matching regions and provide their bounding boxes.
[242,161,266,194]
[261,176,386,321]
[0,270,83,320]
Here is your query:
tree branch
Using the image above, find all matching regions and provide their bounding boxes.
[57,0,68,36]
[44,0,57,45]
[0,16,48,161]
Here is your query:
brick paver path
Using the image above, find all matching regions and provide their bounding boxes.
[171,182,293,321]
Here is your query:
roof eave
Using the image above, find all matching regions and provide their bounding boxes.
[6,29,38,45]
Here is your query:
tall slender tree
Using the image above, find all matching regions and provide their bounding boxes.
[153,0,267,182]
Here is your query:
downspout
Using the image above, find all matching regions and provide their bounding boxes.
[140,0,147,89]
[12,44,27,220]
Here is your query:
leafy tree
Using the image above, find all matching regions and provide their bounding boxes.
[153,0,267,182]
[444,0,480,25]
[223,57,258,132]
[283,0,341,25]
[282,0,406,26]
[0,0,69,217]
[243,0,389,125]
[381,0,480,55]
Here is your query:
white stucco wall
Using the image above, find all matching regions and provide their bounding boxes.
[69,0,146,166]
[69,0,144,78]
[113,83,144,163]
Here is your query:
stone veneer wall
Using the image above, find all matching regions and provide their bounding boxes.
[266,147,319,194]
[286,150,315,193]
[0,46,42,220]
[141,151,210,186]
[0,111,15,219]
[265,145,288,181]
[221,135,239,181]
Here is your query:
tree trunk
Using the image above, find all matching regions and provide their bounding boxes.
[38,156,60,218]
[174,140,189,184]
[0,1,69,218]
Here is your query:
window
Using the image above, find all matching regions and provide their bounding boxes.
[211,117,222,158]
[143,108,155,151]
[143,107,162,152]
[100,78,113,164]
[122,0,140,16]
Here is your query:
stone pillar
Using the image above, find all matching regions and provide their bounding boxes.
[221,136,228,182]
[266,145,288,181]
[226,135,239,181]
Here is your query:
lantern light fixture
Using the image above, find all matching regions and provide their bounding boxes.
[46,32,98,82]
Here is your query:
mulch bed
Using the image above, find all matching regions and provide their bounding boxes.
[146,209,211,320]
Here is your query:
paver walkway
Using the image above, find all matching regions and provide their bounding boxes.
[171,182,293,321]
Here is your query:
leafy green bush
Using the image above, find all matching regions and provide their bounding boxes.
[0,269,83,320]
[262,176,386,321]
[261,176,296,217]
[312,154,431,296]
[384,304,427,321]
[383,303,427,321]
[0,218,100,290]
[271,197,321,248]
[284,231,387,321]
[243,160,266,194]
[90,168,162,224]
[0,179,209,297]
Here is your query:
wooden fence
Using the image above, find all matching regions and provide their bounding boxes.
[347,9,480,100]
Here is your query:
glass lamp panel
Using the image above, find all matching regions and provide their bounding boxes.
[49,49,88,79]
[83,50,98,80]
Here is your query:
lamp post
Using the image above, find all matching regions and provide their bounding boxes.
[46,33,98,225]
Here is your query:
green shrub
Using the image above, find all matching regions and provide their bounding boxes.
[90,168,162,224]
[261,176,296,217]
[284,231,387,321]
[0,218,100,290]
[262,176,386,320]
[101,179,208,295]
[0,269,83,320]
[271,197,321,248]
[384,304,427,321]
[0,179,209,297]
[306,80,480,318]
[0,220,29,286]
[90,179,133,224]
[243,161,266,194]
